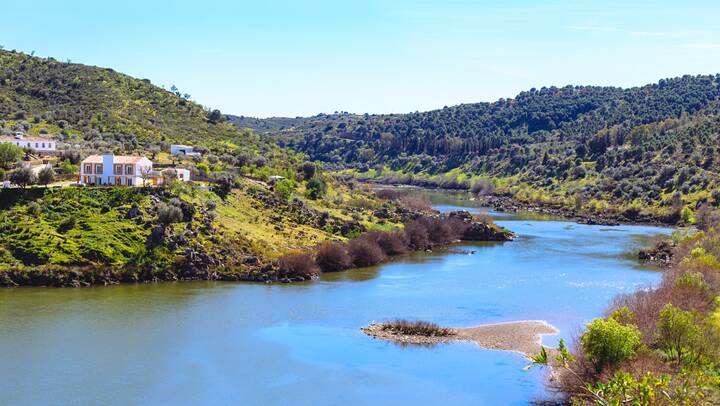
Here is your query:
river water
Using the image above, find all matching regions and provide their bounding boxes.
[0,191,670,405]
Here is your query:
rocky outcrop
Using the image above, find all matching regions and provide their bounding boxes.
[639,240,674,266]
[448,210,515,241]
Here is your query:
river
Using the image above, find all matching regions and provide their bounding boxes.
[0,190,671,405]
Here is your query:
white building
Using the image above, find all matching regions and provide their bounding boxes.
[170,144,200,156]
[0,132,56,152]
[79,154,154,186]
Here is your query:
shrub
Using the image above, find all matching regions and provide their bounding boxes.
[157,202,184,225]
[470,180,495,195]
[277,253,319,279]
[381,320,453,337]
[315,241,352,272]
[9,165,36,188]
[404,219,430,250]
[655,303,703,363]
[300,161,316,180]
[609,306,636,326]
[374,231,407,255]
[305,178,327,200]
[0,143,23,169]
[57,215,76,233]
[581,317,642,372]
[347,236,385,267]
[37,166,55,187]
[274,179,296,200]
[424,218,458,245]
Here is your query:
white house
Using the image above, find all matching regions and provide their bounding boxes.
[79,154,154,186]
[0,132,56,152]
[170,144,200,156]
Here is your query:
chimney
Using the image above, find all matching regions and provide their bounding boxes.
[14,131,23,139]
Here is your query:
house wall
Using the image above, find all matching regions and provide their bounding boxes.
[79,156,154,186]
[0,139,56,151]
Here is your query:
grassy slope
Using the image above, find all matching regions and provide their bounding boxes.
[0,50,402,283]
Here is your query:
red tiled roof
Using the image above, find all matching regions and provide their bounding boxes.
[0,136,55,142]
[81,155,148,164]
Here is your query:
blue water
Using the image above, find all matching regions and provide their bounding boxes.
[0,193,670,405]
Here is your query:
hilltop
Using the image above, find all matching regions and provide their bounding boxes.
[231,75,720,223]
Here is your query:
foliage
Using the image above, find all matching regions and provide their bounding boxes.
[314,241,351,272]
[273,178,296,200]
[37,166,55,186]
[0,142,23,169]
[581,317,642,372]
[305,178,327,200]
[9,165,36,188]
[381,319,453,337]
[656,304,704,364]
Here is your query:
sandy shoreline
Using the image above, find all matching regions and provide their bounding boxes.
[362,320,558,356]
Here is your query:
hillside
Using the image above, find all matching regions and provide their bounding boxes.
[0,50,422,285]
[231,75,720,222]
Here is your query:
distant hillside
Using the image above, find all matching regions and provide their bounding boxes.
[232,75,720,219]
[0,49,271,154]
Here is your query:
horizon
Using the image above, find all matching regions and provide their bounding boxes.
[4,0,720,118]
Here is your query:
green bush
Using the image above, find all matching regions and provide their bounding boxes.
[656,304,703,363]
[305,178,327,200]
[581,317,642,372]
[274,179,296,200]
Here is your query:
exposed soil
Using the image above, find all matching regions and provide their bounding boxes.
[362,320,559,356]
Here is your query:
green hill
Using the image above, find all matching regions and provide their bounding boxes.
[0,50,407,286]
[231,75,720,222]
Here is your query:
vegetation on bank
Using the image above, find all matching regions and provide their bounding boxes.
[274,202,513,279]
[380,320,454,337]
[528,208,720,404]
[235,75,720,225]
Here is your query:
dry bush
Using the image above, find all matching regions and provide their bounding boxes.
[374,189,403,200]
[608,290,666,346]
[381,319,453,337]
[470,180,495,196]
[404,219,431,250]
[347,236,386,267]
[315,241,352,273]
[424,217,458,245]
[276,253,319,278]
[397,195,432,211]
[372,231,408,255]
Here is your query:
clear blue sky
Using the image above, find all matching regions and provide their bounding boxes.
[4,0,720,117]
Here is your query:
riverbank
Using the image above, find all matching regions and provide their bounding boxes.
[362,320,558,356]
[363,180,676,226]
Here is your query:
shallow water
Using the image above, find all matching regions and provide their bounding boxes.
[0,191,670,405]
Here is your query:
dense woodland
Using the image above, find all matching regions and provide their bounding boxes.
[231,75,720,219]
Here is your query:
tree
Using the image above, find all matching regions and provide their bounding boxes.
[208,109,223,124]
[656,304,703,363]
[0,143,24,169]
[37,166,55,187]
[214,172,235,199]
[300,161,316,180]
[139,166,153,187]
[9,165,36,188]
[305,178,327,200]
[274,179,295,200]
[580,317,642,372]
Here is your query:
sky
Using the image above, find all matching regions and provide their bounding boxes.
[3,0,720,117]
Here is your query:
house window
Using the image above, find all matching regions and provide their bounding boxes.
[42,143,45,148]
[125,165,133,174]
[118,177,124,186]
[127,177,133,186]
[95,164,103,174]
[35,143,39,148]
[114,164,123,175]
[84,164,92,174]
